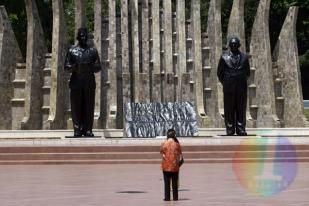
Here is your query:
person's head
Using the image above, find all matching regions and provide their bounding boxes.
[77,27,88,47]
[167,129,176,139]
[228,36,241,53]
[167,129,179,143]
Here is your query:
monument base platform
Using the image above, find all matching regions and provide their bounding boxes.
[0,128,308,165]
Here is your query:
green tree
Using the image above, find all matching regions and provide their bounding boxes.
[0,0,308,78]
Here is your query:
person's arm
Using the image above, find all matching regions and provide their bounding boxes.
[160,142,165,154]
[160,142,166,159]
[92,49,102,73]
[177,143,182,156]
[217,56,225,84]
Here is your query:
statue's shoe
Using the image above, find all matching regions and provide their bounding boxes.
[226,128,235,136]
[236,130,247,136]
[84,131,94,137]
[74,130,83,137]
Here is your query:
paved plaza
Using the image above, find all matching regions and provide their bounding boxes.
[0,163,308,206]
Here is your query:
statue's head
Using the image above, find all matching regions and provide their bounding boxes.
[77,27,88,47]
[228,36,241,52]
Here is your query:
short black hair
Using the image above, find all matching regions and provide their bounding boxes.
[167,129,176,139]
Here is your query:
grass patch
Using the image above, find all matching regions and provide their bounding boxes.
[304,109,309,120]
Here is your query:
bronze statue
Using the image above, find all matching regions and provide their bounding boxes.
[217,37,250,136]
[64,28,101,137]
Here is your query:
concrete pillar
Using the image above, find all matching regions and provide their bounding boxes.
[45,0,69,129]
[249,0,280,127]
[207,0,223,127]
[141,0,149,74]
[130,0,140,102]
[115,16,123,129]
[150,0,161,102]
[121,0,130,74]
[105,0,118,128]
[74,0,86,38]
[0,6,23,129]
[94,0,103,128]
[227,0,246,52]
[21,0,47,129]
[121,0,130,128]
[163,0,174,102]
[140,0,150,102]
[191,0,210,127]
[273,6,308,127]
[176,0,186,101]
[163,0,173,74]
[101,18,109,128]
[151,0,160,75]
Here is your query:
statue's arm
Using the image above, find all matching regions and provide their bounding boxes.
[64,50,76,72]
[92,49,102,73]
[217,56,225,84]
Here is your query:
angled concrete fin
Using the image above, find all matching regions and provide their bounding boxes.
[249,0,280,127]
[227,0,246,52]
[206,0,224,127]
[21,0,47,129]
[0,6,23,129]
[273,6,308,127]
[45,0,69,129]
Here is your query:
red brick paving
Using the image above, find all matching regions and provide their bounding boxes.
[0,163,308,206]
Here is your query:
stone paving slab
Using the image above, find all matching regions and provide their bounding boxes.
[0,163,308,206]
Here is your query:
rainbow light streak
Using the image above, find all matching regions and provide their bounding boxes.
[232,136,298,197]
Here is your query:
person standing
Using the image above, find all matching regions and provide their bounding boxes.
[217,36,250,136]
[160,129,183,201]
[64,28,101,137]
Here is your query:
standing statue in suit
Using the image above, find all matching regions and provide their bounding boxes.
[217,37,250,136]
[64,28,101,137]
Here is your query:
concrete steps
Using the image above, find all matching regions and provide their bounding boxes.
[1,129,309,165]
[11,63,26,129]
[0,141,306,165]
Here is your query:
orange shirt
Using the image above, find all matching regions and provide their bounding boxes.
[160,138,182,172]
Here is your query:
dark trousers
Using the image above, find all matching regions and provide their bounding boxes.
[70,88,95,132]
[163,171,179,200]
[223,81,247,133]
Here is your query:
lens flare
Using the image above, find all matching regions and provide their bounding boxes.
[232,135,298,197]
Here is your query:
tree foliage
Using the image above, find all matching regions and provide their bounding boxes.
[0,0,308,65]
